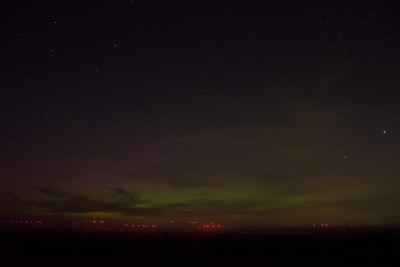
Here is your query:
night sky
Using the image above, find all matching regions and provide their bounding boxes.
[1,1,400,228]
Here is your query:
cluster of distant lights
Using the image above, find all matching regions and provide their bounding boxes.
[311,223,360,228]
[76,220,362,230]
[123,224,158,229]
[91,220,105,224]
[1,219,362,231]
[312,223,329,228]
[120,220,234,231]
[0,220,43,225]
[196,221,234,230]
[170,220,234,231]
[187,220,224,229]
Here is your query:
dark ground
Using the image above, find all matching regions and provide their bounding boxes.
[0,229,398,267]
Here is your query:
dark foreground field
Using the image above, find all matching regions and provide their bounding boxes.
[0,229,398,267]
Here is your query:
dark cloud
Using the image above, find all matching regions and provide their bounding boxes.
[12,186,258,218]
[23,186,138,215]
[109,187,138,203]
[123,164,206,189]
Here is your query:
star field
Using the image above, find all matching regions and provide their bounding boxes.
[1,1,400,227]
